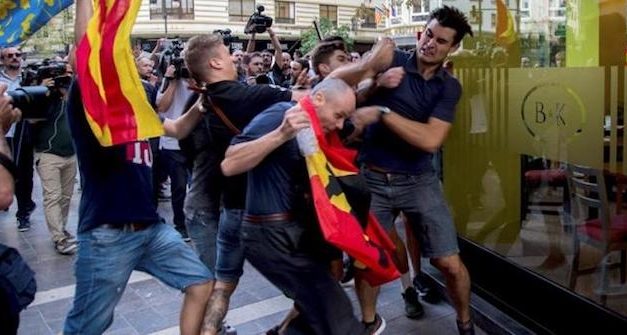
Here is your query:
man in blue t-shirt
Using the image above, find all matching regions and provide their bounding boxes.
[63,4,214,333]
[221,78,366,335]
[354,6,476,335]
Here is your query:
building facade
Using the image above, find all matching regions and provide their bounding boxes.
[133,0,382,50]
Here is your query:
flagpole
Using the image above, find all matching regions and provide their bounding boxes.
[162,0,168,37]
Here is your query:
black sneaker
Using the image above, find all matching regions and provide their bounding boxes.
[177,227,191,242]
[456,319,476,335]
[17,217,30,232]
[363,313,386,335]
[218,322,237,335]
[340,258,355,286]
[413,274,442,304]
[402,287,425,319]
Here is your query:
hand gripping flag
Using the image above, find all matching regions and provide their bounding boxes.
[76,0,163,146]
[0,0,73,47]
[298,96,400,286]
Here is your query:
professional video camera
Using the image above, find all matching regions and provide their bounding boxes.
[213,29,238,46]
[21,60,71,89]
[158,38,190,79]
[6,60,72,120]
[244,5,273,34]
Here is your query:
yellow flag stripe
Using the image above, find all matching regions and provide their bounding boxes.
[112,0,163,140]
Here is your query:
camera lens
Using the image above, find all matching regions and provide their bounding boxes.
[8,86,52,120]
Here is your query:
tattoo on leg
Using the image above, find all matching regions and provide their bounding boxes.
[203,287,231,331]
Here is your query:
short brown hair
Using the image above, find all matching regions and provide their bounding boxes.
[185,34,223,82]
[242,52,262,66]
[311,40,347,76]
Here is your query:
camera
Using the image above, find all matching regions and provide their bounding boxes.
[158,38,190,79]
[21,60,71,90]
[7,86,53,120]
[213,28,238,46]
[244,5,273,34]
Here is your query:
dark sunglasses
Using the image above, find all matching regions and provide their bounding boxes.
[2,52,22,59]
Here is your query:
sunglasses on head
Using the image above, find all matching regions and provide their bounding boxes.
[2,52,22,59]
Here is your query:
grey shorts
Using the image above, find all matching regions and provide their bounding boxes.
[363,167,459,259]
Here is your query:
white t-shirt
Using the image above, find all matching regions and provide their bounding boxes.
[157,79,194,150]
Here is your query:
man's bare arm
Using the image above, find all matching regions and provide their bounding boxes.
[246,33,256,54]
[163,97,205,139]
[268,28,283,69]
[327,38,395,87]
[74,1,93,46]
[382,113,452,153]
[221,106,308,176]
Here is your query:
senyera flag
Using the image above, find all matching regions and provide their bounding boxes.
[299,96,400,286]
[76,0,163,146]
[0,0,74,47]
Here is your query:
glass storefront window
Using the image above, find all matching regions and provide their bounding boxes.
[422,0,627,319]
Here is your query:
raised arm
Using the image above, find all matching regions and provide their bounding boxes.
[268,28,283,69]
[74,0,93,46]
[326,37,395,87]
[246,32,256,54]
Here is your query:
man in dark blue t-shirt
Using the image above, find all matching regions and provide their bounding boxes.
[62,81,215,334]
[221,78,366,335]
[65,4,214,332]
[354,6,476,335]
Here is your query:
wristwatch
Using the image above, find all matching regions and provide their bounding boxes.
[378,106,392,115]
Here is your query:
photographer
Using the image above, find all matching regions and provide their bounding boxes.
[0,47,36,232]
[156,64,194,241]
[30,63,78,255]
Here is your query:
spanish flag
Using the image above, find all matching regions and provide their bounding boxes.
[495,0,517,46]
[0,0,73,47]
[76,0,163,146]
[299,96,399,286]
[495,0,521,67]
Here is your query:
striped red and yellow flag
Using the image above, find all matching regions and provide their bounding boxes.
[299,96,400,286]
[76,0,163,147]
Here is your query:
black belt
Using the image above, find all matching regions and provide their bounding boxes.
[243,213,294,224]
[101,222,153,232]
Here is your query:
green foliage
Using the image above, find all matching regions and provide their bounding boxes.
[300,18,354,55]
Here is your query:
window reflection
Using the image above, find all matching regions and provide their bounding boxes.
[439,0,627,317]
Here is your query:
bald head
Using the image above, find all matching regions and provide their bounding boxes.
[311,78,356,133]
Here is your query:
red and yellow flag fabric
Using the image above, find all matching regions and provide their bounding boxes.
[496,0,517,46]
[299,96,400,286]
[76,0,163,147]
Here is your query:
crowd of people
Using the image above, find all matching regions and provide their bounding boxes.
[0,3,477,335]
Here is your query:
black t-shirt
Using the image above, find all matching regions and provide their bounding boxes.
[204,80,292,209]
[67,81,159,233]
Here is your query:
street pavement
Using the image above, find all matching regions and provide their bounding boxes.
[0,176,487,334]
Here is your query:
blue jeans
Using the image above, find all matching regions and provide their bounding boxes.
[185,209,219,272]
[363,168,459,258]
[216,208,245,282]
[64,223,212,334]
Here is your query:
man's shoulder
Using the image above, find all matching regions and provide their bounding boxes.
[248,101,294,127]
